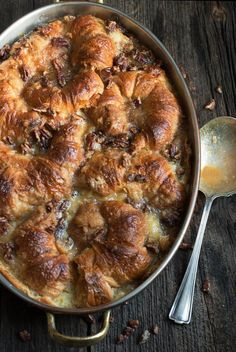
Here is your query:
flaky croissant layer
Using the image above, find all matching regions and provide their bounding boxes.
[0,14,190,307]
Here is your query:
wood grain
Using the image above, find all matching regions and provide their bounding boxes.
[0,1,235,351]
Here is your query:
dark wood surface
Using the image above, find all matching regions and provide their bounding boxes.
[0,1,235,351]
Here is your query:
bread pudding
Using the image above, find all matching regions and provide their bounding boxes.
[0,15,191,307]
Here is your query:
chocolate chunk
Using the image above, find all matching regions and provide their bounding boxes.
[128,319,140,329]
[204,99,216,111]
[202,279,211,293]
[0,44,10,62]
[100,68,112,84]
[19,330,31,342]
[51,37,69,47]
[138,330,151,344]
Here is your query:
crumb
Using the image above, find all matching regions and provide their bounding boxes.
[204,99,216,111]
[179,242,193,250]
[138,330,151,344]
[215,85,223,94]
[128,319,140,329]
[150,324,159,335]
[202,279,211,293]
[19,330,31,342]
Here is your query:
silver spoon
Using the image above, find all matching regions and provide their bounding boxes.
[169,116,236,324]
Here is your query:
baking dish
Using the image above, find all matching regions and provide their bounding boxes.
[0,0,200,347]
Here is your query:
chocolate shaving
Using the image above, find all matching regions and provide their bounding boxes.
[202,279,211,293]
[138,330,151,344]
[0,44,10,62]
[19,330,31,342]
[204,99,216,111]
[52,58,66,87]
[51,37,69,47]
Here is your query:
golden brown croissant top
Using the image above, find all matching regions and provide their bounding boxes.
[0,15,190,308]
[71,201,151,306]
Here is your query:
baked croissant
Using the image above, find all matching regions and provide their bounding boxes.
[71,201,151,306]
[89,69,180,150]
[15,204,70,298]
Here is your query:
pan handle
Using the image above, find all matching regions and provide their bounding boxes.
[46,310,110,347]
[53,0,104,3]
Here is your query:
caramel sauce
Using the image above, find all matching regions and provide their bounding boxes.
[201,165,223,187]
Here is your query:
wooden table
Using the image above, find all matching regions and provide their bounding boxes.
[0,1,235,351]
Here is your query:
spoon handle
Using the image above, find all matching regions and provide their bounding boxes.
[169,196,213,324]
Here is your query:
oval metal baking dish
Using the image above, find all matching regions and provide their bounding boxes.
[0,0,200,347]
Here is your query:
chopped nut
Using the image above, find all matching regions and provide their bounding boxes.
[51,37,69,47]
[103,134,130,149]
[179,242,193,250]
[116,334,126,344]
[150,324,159,335]
[19,330,31,342]
[215,85,223,94]
[123,326,134,336]
[128,319,140,329]
[52,58,66,87]
[138,330,151,344]
[106,20,117,32]
[146,240,159,254]
[202,279,211,293]
[0,217,9,236]
[204,99,216,111]
[109,315,114,323]
[0,44,10,62]
[114,53,129,72]
[19,66,31,82]
[0,242,16,261]
[127,174,147,183]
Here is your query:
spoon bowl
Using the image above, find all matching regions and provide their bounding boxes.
[200,116,236,197]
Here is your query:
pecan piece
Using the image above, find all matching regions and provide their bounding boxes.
[0,44,10,62]
[52,58,66,87]
[51,37,69,47]
[19,66,31,82]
